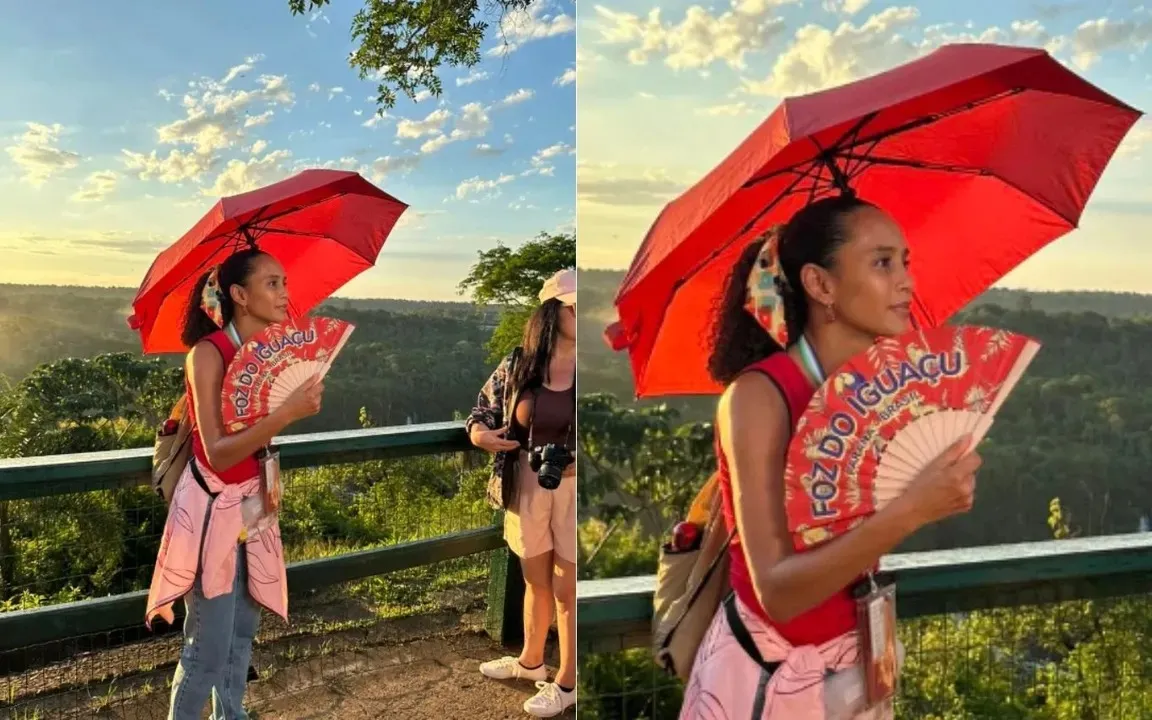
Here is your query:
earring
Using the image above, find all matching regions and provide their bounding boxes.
[825,302,836,323]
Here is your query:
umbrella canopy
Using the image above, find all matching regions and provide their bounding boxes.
[129,169,407,354]
[605,43,1142,398]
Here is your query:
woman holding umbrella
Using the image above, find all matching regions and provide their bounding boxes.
[145,248,325,720]
[680,196,981,718]
[128,170,406,719]
[467,268,577,718]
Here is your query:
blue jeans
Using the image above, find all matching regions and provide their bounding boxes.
[168,543,261,720]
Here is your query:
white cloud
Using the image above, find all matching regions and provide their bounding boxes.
[121,147,217,184]
[696,101,755,115]
[245,110,274,128]
[249,139,269,155]
[362,112,390,129]
[421,135,452,154]
[452,102,491,139]
[397,108,451,138]
[455,173,516,199]
[1118,118,1152,158]
[578,161,687,207]
[5,122,82,187]
[475,143,506,156]
[593,0,796,70]
[221,54,264,85]
[201,149,292,197]
[554,67,577,86]
[309,82,322,92]
[531,141,574,167]
[457,69,490,86]
[1069,16,1152,70]
[328,86,346,100]
[152,72,295,157]
[413,89,434,103]
[500,88,536,106]
[823,0,870,15]
[488,0,575,56]
[370,154,422,183]
[740,6,922,96]
[414,103,493,155]
[70,170,118,202]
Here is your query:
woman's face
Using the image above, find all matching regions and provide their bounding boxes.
[558,303,576,340]
[233,254,290,325]
[824,207,914,338]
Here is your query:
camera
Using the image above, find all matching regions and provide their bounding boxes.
[530,443,573,490]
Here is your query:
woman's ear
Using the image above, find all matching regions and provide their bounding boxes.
[798,263,836,309]
[229,282,247,313]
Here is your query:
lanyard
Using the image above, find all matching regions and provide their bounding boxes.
[224,322,242,349]
[796,334,826,386]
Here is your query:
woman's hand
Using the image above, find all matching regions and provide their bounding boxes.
[470,425,520,454]
[279,375,324,423]
[895,436,982,529]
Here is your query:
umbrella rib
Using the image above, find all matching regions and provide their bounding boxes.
[846,87,1025,154]
[743,88,1024,190]
[669,166,817,305]
[835,154,992,175]
[251,228,338,240]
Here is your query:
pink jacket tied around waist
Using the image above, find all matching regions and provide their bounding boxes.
[683,594,893,719]
[146,462,288,629]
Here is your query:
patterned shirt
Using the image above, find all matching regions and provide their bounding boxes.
[466,348,522,509]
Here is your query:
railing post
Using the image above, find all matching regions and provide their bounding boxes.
[485,510,525,647]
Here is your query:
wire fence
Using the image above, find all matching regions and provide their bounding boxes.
[0,447,507,719]
[578,592,1152,719]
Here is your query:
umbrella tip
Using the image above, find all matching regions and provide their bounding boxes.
[604,321,630,351]
[127,314,142,330]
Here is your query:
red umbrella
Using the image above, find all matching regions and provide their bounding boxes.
[129,169,407,354]
[604,43,1142,398]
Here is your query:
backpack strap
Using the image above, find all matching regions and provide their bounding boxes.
[723,593,781,715]
[189,459,220,499]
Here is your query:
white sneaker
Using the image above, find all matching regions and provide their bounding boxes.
[479,656,549,682]
[523,681,576,717]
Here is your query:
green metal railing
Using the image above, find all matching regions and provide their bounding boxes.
[0,421,527,717]
[578,533,1152,718]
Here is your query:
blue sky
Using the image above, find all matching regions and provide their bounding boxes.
[578,0,1152,294]
[0,0,575,300]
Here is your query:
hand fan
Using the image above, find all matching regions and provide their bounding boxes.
[221,316,355,433]
[783,324,1040,550]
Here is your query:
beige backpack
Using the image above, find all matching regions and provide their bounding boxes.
[652,472,735,681]
[152,394,193,505]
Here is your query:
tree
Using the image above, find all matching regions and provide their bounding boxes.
[289,0,532,111]
[458,230,576,361]
[577,393,714,578]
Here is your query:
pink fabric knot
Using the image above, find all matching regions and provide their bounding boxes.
[145,463,288,629]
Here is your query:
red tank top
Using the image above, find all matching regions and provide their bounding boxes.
[717,352,866,647]
[187,330,260,484]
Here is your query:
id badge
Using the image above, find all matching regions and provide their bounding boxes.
[854,572,899,710]
[259,447,282,513]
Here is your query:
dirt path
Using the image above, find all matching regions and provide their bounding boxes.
[249,631,572,720]
[83,631,572,720]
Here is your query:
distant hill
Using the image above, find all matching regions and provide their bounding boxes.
[577,267,1152,420]
[0,284,500,381]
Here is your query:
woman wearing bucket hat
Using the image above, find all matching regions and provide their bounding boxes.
[467,268,577,717]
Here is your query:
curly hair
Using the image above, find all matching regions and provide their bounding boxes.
[707,194,878,384]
